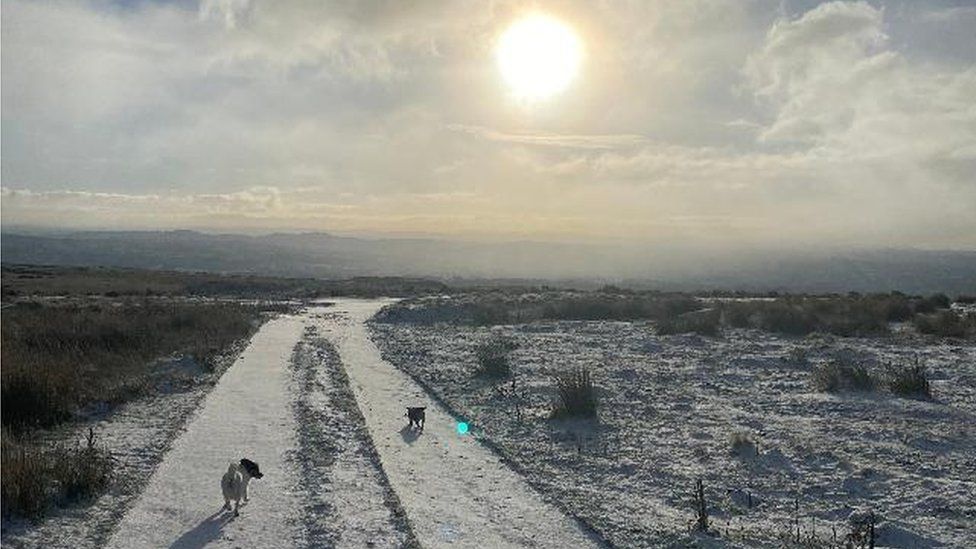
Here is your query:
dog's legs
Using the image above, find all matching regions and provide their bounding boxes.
[223,498,231,511]
[234,500,240,517]
[243,481,249,502]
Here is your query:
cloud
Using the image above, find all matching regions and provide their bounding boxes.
[745,1,976,153]
[446,124,648,150]
[1,1,974,248]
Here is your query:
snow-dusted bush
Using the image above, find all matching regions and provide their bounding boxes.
[656,309,720,336]
[914,310,972,338]
[551,367,598,418]
[783,346,810,366]
[811,360,876,392]
[729,430,758,457]
[886,360,931,399]
[474,337,517,378]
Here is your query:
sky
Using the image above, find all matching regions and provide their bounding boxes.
[2,0,975,249]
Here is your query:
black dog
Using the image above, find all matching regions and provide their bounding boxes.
[406,407,426,430]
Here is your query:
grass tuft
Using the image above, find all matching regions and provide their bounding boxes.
[729,430,758,457]
[474,336,517,378]
[886,359,931,399]
[551,367,598,418]
[1,429,114,520]
[811,360,876,392]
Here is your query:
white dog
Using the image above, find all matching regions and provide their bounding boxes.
[221,458,263,516]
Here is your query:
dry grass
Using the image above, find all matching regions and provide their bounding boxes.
[716,293,944,337]
[656,309,721,336]
[914,310,973,338]
[1,264,449,300]
[886,359,931,399]
[376,291,703,326]
[1,300,266,431]
[729,430,758,457]
[811,360,877,392]
[551,367,598,418]
[1,429,113,520]
[474,336,517,378]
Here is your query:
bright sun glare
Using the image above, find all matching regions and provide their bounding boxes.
[496,14,582,101]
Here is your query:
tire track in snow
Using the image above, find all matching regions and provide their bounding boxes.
[288,325,419,548]
[313,299,605,549]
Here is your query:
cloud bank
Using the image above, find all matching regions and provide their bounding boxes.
[2,0,974,248]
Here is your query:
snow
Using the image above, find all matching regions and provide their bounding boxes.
[14,299,601,548]
[371,313,976,547]
[314,299,603,548]
[288,323,415,548]
[106,315,308,548]
[1,348,247,549]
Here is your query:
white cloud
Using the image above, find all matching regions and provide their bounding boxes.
[1,1,973,248]
[446,124,648,150]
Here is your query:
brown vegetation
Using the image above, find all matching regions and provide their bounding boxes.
[1,300,270,431]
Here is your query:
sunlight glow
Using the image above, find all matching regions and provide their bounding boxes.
[496,14,582,101]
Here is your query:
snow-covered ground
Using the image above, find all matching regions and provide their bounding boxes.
[105,315,309,548]
[315,299,605,548]
[371,315,976,548]
[104,307,419,548]
[1,342,250,549]
[288,324,416,548]
[7,300,605,548]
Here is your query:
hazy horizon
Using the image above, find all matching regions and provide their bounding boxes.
[3,0,974,251]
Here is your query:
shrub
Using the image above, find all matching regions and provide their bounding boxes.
[926,293,951,310]
[784,346,810,365]
[474,337,517,378]
[376,292,704,325]
[729,430,758,457]
[913,294,951,315]
[886,360,931,399]
[720,297,893,337]
[551,367,598,418]
[656,309,721,336]
[955,295,976,304]
[1,368,74,430]
[757,303,818,335]
[914,311,970,338]
[811,360,876,392]
[1,429,113,519]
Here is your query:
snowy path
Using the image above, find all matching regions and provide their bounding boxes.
[106,315,308,549]
[314,299,602,549]
[105,301,600,548]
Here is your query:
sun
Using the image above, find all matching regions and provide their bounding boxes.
[496,14,582,101]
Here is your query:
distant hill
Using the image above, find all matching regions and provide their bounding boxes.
[2,229,974,294]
